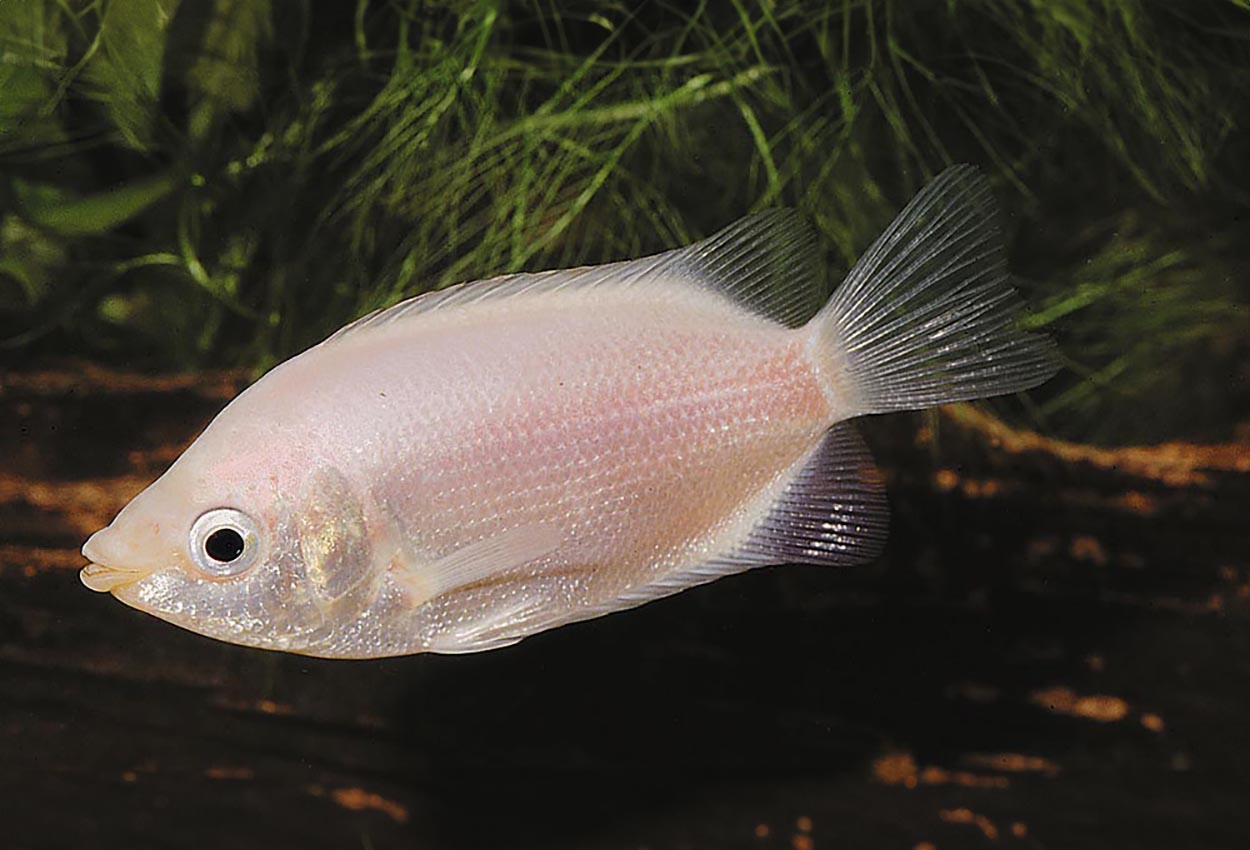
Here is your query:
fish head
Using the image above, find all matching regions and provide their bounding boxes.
[80,412,379,655]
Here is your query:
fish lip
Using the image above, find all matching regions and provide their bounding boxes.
[80,528,151,593]
[79,561,149,593]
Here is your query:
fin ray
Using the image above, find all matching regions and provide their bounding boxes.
[812,164,1060,415]
[323,211,826,344]
[398,523,563,603]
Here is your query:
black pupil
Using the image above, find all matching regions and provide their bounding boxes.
[205,528,246,562]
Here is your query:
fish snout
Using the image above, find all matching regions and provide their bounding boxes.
[80,528,151,593]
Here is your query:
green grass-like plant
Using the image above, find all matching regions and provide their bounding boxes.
[1,0,1248,444]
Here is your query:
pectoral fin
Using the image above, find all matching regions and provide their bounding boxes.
[397,522,564,604]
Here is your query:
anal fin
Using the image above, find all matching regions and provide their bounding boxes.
[417,426,888,650]
[736,420,889,566]
[593,422,889,614]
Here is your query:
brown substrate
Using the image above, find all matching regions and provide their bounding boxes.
[1,362,1248,850]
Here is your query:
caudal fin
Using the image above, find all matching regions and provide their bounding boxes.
[812,165,1059,417]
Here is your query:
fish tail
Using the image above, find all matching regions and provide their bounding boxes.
[810,165,1059,417]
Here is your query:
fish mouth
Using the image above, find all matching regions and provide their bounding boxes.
[80,561,150,593]
[80,529,152,593]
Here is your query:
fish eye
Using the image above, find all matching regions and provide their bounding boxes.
[189,508,261,577]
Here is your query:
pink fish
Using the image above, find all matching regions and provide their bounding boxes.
[80,166,1057,657]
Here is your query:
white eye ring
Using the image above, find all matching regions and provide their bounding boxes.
[189,508,261,577]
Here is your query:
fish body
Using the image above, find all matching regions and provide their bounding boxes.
[81,166,1058,657]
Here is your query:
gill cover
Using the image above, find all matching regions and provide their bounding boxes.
[296,467,374,605]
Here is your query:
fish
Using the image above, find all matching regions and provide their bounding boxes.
[80,165,1058,658]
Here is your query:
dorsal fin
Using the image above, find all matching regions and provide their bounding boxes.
[322,210,826,345]
[674,208,826,327]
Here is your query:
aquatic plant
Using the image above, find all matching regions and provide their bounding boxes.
[1,0,1247,444]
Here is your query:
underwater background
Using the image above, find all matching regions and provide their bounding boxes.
[1,1,1248,848]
